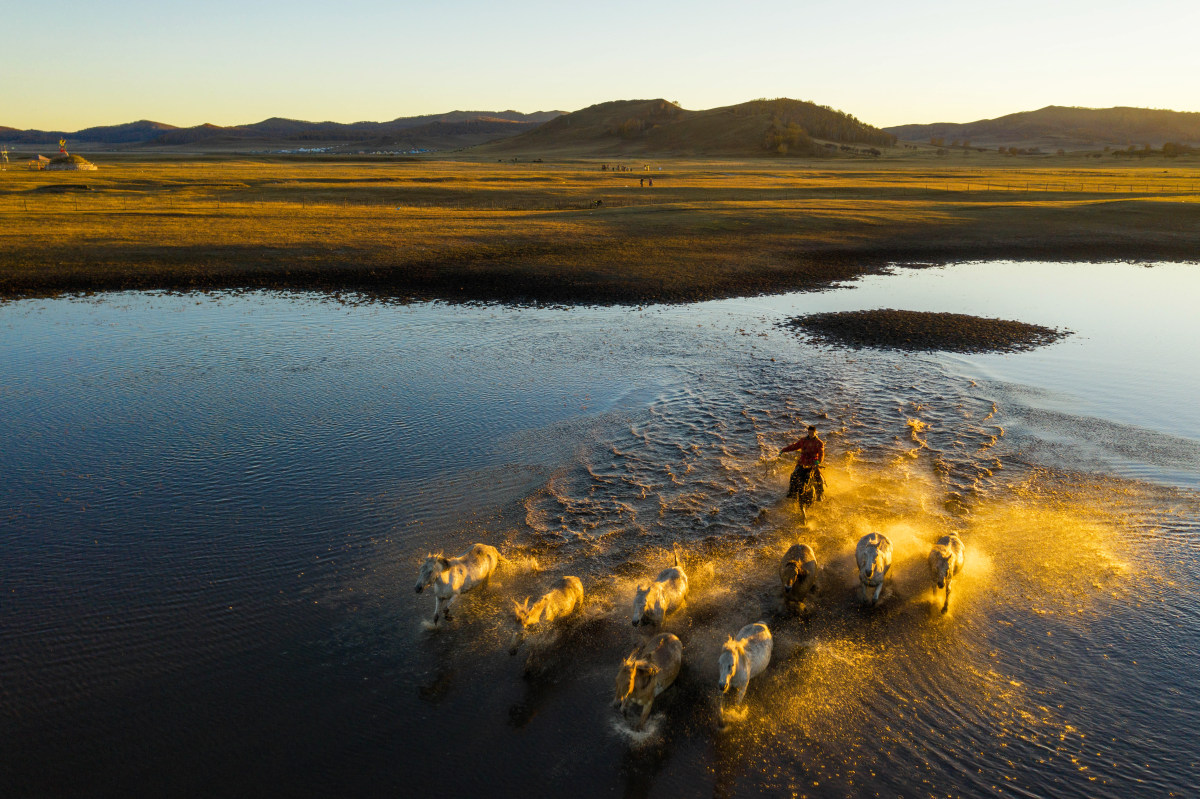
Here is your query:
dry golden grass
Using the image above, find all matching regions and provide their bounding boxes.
[2,154,1198,302]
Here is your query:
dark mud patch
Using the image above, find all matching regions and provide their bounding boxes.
[31,184,93,193]
[785,309,1069,353]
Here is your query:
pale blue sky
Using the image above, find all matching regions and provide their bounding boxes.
[5,0,1197,130]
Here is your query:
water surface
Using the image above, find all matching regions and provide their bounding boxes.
[2,261,1198,797]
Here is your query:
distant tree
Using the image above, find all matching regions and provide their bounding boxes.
[763,117,814,155]
[617,118,644,139]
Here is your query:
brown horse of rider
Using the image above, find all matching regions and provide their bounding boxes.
[782,425,824,502]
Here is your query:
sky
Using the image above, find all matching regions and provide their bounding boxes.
[4,0,1198,131]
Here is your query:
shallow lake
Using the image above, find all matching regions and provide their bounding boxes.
[2,261,1198,797]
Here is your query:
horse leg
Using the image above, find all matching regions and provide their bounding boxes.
[432,595,445,625]
[735,678,749,707]
[638,698,653,729]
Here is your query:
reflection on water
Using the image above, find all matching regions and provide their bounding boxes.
[1,262,1198,797]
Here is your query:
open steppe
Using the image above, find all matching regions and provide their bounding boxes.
[2,152,1197,302]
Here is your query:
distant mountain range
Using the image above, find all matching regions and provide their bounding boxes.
[0,100,897,157]
[478,98,896,157]
[0,110,564,151]
[7,103,1198,156]
[885,106,1200,149]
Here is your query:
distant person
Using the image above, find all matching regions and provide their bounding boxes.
[648,178,653,187]
[781,425,825,502]
[640,177,645,187]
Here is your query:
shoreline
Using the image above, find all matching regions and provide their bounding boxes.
[3,241,1195,306]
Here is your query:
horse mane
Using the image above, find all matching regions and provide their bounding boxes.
[722,635,747,654]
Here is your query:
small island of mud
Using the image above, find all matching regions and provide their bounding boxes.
[786,309,1068,353]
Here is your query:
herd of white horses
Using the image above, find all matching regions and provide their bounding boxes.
[414,531,966,730]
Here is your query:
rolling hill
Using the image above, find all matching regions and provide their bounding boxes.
[476,98,896,157]
[0,110,564,151]
[886,106,1200,150]
[0,119,179,146]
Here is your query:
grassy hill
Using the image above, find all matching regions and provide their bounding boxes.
[355,118,545,152]
[887,106,1200,150]
[0,111,563,151]
[0,120,178,146]
[478,98,896,157]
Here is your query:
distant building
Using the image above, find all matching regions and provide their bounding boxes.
[28,155,50,170]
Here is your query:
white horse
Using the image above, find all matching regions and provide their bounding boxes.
[855,532,893,606]
[632,546,688,627]
[779,543,818,608]
[717,622,773,712]
[612,632,683,729]
[928,534,966,613]
[414,543,502,626]
[508,576,585,655]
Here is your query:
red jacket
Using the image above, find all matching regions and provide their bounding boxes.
[782,435,824,467]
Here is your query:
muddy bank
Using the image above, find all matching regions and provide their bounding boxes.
[1,239,1196,305]
[786,309,1069,353]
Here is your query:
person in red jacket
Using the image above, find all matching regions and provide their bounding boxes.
[781,425,825,503]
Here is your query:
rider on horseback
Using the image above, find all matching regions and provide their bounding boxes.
[782,425,825,504]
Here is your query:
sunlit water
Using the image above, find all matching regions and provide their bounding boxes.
[2,262,1198,797]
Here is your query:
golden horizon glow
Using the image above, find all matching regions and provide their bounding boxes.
[3,0,1198,132]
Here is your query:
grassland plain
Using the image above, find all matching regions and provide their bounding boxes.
[1,154,1198,303]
